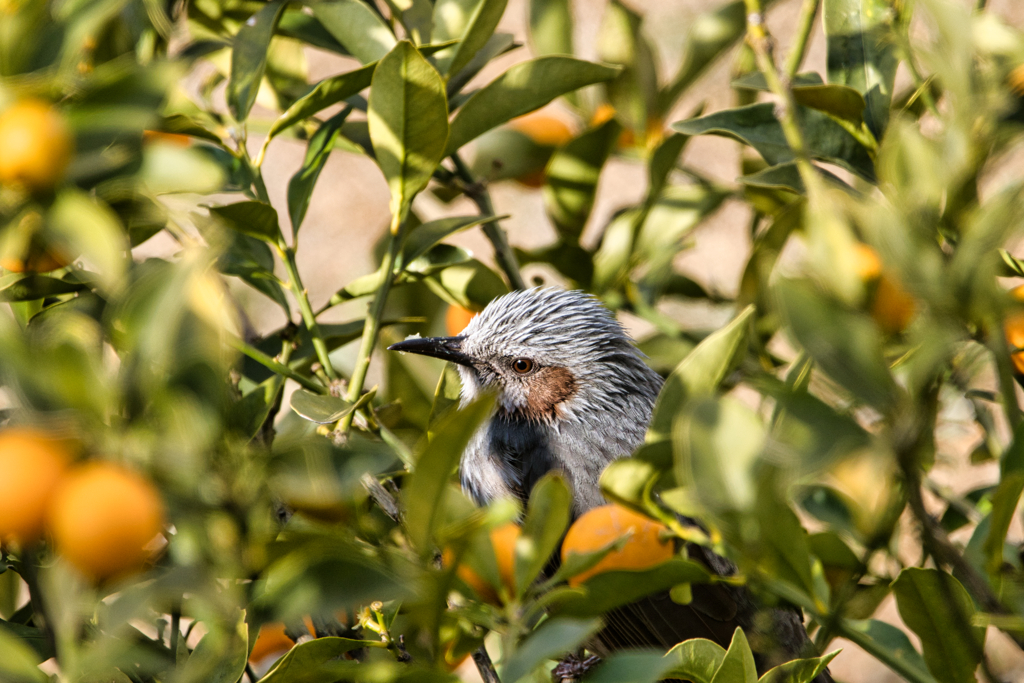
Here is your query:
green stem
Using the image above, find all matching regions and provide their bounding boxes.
[835,620,937,683]
[743,0,820,195]
[226,334,326,394]
[450,153,526,290]
[340,221,403,431]
[278,243,339,381]
[783,0,819,78]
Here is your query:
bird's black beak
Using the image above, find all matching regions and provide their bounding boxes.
[387,336,474,367]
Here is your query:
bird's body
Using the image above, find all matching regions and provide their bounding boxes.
[389,288,828,679]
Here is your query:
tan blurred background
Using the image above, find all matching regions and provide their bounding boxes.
[181,1,1024,680]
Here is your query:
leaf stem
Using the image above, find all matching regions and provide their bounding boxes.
[226,334,326,394]
[278,243,340,381]
[742,0,820,195]
[450,153,526,290]
[783,0,819,78]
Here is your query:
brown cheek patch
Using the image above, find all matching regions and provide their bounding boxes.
[523,366,577,421]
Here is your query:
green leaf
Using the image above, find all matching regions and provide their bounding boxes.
[268,63,376,141]
[502,617,602,683]
[0,274,85,302]
[758,651,839,683]
[432,0,509,78]
[776,279,897,410]
[664,639,727,683]
[258,637,379,683]
[229,0,287,121]
[547,559,711,617]
[290,388,375,424]
[228,376,282,440]
[313,0,396,64]
[216,231,290,314]
[0,620,45,683]
[984,421,1024,574]
[842,619,935,683]
[406,244,473,275]
[178,608,248,683]
[641,305,754,467]
[48,190,129,294]
[288,108,350,237]
[767,384,873,472]
[711,628,757,683]
[597,0,658,133]
[892,568,984,683]
[424,259,509,310]
[599,458,660,509]
[515,473,571,597]
[402,396,494,551]
[446,56,621,154]
[210,201,282,243]
[368,41,450,221]
[582,651,676,683]
[823,0,899,139]
[400,214,508,270]
[542,118,621,244]
[672,103,875,182]
[528,0,573,57]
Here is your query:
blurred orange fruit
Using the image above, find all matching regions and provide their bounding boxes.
[590,103,664,150]
[1009,64,1024,96]
[47,462,165,580]
[142,129,191,146]
[853,243,916,334]
[0,100,73,191]
[0,428,71,546]
[561,504,673,586]
[249,623,295,663]
[445,305,476,336]
[445,522,520,604]
[509,112,574,187]
[1005,285,1024,374]
[0,245,69,273]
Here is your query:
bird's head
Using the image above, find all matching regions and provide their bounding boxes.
[388,288,662,425]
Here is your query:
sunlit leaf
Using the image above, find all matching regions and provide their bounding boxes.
[757,651,839,683]
[229,0,287,121]
[267,63,376,141]
[515,473,571,597]
[287,108,350,237]
[710,628,757,683]
[432,0,508,77]
[258,637,381,683]
[313,0,396,64]
[209,201,282,244]
[664,638,726,683]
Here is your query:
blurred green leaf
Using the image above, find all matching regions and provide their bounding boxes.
[597,0,658,133]
[664,638,726,683]
[502,617,602,683]
[797,485,858,536]
[892,568,984,683]
[258,636,380,683]
[641,305,754,467]
[177,608,248,683]
[268,63,376,141]
[548,560,710,617]
[515,473,571,597]
[403,396,494,551]
[528,0,573,57]
[673,103,875,182]
[290,388,375,424]
[516,241,594,288]
[542,118,620,243]
[767,384,872,472]
[210,201,282,244]
[823,0,899,139]
[711,628,757,683]
[445,31,517,97]
[446,56,620,154]
[599,457,659,510]
[229,0,287,121]
[288,108,350,237]
[49,190,129,294]
[636,185,727,290]
[776,279,897,410]
[582,651,676,683]
[216,230,290,314]
[432,0,508,78]
[368,40,450,221]
[313,0,396,64]
[0,620,45,683]
[428,362,464,428]
[277,9,349,54]
[984,420,1024,574]
[0,274,85,302]
[758,651,838,683]
[842,619,935,683]
[228,375,282,439]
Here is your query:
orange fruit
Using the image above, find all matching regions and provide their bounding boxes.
[445,305,476,336]
[249,623,295,663]
[509,112,575,188]
[1009,64,1024,97]
[0,428,71,546]
[142,130,191,146]
[47,462,165,581]
[0,245,69,273]
[1006,285,1024,374]
[0,100,73,191]
[561,504,673,586]
[853,243,916,334]
[445,522,520,603]
[590,104,663,150]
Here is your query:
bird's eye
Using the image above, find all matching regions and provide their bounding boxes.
[511,358,534,374]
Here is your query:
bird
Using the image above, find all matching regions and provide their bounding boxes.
[388,287,830,680]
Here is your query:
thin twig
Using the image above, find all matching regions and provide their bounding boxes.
[450,153,526,290]
[278,242,340,381]
[225,335,326,394]
[472,644,501,683]
[783,0,819,78]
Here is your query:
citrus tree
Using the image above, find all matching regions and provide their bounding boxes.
[1,1,1024,682]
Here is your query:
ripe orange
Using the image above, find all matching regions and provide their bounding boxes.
[590,103,663,150]
[445,305,476,336]
[853,243,916,334]
[47,462,165,581]
[1009,64,1024,97]
[0,100,73,191]
[509,112,574,188]
[561,504,673,586]
[249,623,295,663]
[142,129,191,146]
[445,522,520,603]
[0,245,69,273]
[0,428,71,546]
[1006,285,1024,374]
